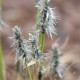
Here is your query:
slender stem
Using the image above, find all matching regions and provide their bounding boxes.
[0,35,3,80]
[25,62,33,80]
[36,7,45,52]
[36,5,45,80]
[0,33,6,80]
[39,33,45,52]
[35,3,45,80]
[0,0,6,80]
[0,0,2,8]
[38,26,45,80]
[0,0,6,79]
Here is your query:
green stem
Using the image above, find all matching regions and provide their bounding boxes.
[36,8,45,52]
[39,33,45,52]
[0,33,6,80]
[0,0,2,8]
[26,62,33,80]
[36,6,45,80]
[0,1,6,80]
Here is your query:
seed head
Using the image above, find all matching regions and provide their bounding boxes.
[50,43,63,78]
[35,0,57,38]
[10,26,32,68]
[29,33,45,63]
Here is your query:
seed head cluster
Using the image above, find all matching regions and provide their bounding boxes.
[10,26,44,67]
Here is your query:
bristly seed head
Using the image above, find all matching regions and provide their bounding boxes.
[10,26,45,68]
[10,26,32,68]
[28,33,45,64]
[50,43,63,78]
[35,0,57,39]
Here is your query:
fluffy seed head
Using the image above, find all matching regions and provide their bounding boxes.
[28,33,45,63]
[35,0,57,38]
[50,43,63,78]
[10,26,32,68]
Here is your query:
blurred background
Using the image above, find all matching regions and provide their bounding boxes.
[1,0,80,80]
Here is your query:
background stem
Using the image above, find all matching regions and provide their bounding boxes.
[0,33,6,80]
[0,0,6,79]
[0,0,2,8]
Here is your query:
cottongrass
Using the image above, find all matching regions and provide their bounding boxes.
[9,0,64,80]
[10,26,46,80]
[10,26,45,68]
[28,33,45,64]
[35,0,57,39]
[10,26,32,68]
[50,43,64,79]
